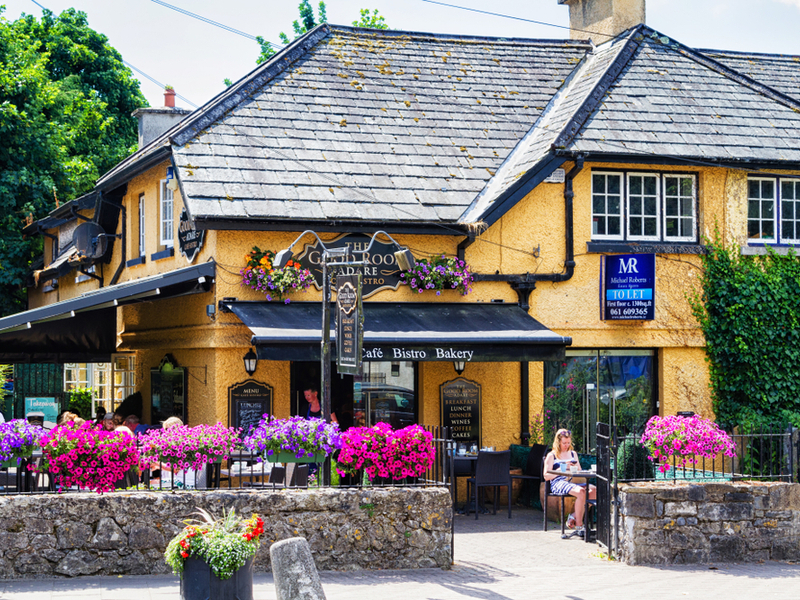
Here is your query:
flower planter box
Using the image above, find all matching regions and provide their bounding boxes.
[180,557,253,600]
[266,451,325,463]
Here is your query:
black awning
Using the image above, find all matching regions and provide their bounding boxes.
[0,261,215,363]
[225,301,571,362]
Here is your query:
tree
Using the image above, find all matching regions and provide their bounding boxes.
[254,2,388,66]
[0,8,147,316]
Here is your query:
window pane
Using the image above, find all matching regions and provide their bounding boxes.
[609,196,620,214]
[608,176,620,195]
[593,174,606,193]
[762,180,774,198]
[763,220,774,238]
[630,176,641,195]
[592,174,623,239]
[783,181,795,201]
[644,217,657,236]
[681,177,693,197]
[608,217,620,235]
[665,178,677,196]
[593,195,605,214]
[644,176,657,196]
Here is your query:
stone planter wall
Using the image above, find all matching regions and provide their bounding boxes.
[0,487,452,578]
[618,482,800,565]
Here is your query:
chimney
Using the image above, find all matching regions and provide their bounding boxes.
[558,0,645,41]
[131,86,192,149]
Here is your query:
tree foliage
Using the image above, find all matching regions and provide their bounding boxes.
[0,8,146,316]
[255,2,388,66]
[689,233,800,428]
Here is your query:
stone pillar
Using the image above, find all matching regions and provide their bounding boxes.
[270,537,326,600]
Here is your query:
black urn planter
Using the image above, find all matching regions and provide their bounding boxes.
[180,557,253,600]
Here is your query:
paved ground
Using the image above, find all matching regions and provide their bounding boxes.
[2,507,799,599]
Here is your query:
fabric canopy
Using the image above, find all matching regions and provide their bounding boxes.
[224,301,571,362]
[0,261,215,363]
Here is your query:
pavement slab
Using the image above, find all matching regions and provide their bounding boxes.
[0,507,798,599]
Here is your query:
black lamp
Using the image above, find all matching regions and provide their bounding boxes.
[453,361,466,375]
[243,348,258,376]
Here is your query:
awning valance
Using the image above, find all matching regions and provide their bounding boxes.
[224,301,571,363]
[0,261,215,363]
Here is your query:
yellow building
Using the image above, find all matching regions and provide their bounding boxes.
[4,1,800,452]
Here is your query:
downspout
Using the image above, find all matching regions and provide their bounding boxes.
[473,156,584,444]
[109,204,126,286]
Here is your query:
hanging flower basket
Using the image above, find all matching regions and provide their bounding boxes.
[243,416,340,462]
[399,254,473,296]
[240,246,314,303]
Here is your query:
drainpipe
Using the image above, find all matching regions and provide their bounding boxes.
[471,156,585,444]
[109,204,126,286]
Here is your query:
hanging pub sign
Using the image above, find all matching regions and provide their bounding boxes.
[295,233,403,298]
[336,273,363,375]
[178,208,205,263]
[228,380,272,435]
[601,253,655,320]
[440,378,481,449]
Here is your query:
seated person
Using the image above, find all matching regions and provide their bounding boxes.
[123,414,149,436]
[101,413,116,432]
[543,428,596,537]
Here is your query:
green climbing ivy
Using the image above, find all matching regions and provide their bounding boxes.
[688,231,800,429]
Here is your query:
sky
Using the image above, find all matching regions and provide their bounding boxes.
[1,0,799,108]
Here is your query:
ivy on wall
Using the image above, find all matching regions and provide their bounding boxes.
[689,235,800,428]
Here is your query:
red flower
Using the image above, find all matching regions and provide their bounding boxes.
[181,551,189,558]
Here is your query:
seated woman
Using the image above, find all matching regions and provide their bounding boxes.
[543,428,596,536]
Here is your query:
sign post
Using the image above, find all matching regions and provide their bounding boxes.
[601,253,655,321]
[335,273,363,375]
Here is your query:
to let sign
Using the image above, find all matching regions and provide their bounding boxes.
[336,273,362,375]
[602,253,655,320]
[440,378,481,445]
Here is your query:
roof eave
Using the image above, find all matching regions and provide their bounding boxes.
[192,216,467,235]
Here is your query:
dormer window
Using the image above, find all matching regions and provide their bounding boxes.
[160,180,173,247]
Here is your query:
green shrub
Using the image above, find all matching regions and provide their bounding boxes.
[616,438,654,480]
[67,388,94,419]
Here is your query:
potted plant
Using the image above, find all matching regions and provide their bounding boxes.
[244,415,340,463]
[0,419,41,468]
[640,414,736,473]
[399,254,473,296]
[240,246,314,303]
[37,421,139,493]
[139,423,240,472]
[165,508,264,600]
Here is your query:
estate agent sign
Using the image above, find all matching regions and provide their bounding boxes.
[601,253,655,320]
[228,380,272,434]
[296,233,403,298]
[440,378,481,447]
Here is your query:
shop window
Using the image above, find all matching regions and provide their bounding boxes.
[160,180,173,247]
[747,177,800,244]
[543,349,656,453]
[592,171,697,243]
[290,361,418,431]
[64,359,135,416]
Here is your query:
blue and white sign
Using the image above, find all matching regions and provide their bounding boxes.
[24,397,59,424]
[602,254,655,321]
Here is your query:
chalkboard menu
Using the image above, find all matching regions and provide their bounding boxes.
[229,380,272,435]
[150,357,187,424]
[440,378,481,446]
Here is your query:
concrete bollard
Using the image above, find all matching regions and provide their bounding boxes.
[270,537,327,600]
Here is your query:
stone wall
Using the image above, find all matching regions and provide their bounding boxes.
[0,487,452,578]
[618,482,800,565]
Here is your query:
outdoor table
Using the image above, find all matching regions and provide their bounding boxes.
[546,469,597,543]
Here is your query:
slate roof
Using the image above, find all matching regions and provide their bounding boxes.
[460,27,800,225]
[93,24,800,232]
[167,26,589,227]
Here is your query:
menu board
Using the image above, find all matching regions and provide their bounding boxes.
[440,378,481,445]
[228,380,272,435]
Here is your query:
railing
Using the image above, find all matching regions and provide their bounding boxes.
[613,424,796,484]
[0,425,452,495]
[596,422,798,559]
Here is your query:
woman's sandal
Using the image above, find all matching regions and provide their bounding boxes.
[566,514,577,529]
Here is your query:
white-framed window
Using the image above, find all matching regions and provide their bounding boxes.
[138,193,146,256]
[781,180,800,243]
[748,178,776,242]
[160,180,173,246]
[591,171,697,243]
[64,357,136,416]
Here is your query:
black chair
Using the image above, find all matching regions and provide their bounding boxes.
[511,444,546,505]
[466,450,512,520]
[445,454,475,511]
[542,456,573,536]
